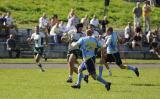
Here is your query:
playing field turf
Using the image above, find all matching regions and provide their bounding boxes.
[0,64,159,99]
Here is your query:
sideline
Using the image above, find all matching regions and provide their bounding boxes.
[0,63,159,69]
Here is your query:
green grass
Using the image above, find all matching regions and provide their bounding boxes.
[0,67,159,99]
[0,0,159,28]
[0,58,160,64]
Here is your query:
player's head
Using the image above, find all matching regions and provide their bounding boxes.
[86,29,92,36]
[137,2,140,7]
[34,25,39,34]
[106,27,113,35]
[76,23,83,32]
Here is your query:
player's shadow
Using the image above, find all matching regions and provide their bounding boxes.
[106,75,133,78]
[131,83,160,86]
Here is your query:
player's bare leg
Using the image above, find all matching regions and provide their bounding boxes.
[34,54,45,72]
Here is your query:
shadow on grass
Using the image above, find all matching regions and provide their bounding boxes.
[107,75,133,78]
[131,83,160,86]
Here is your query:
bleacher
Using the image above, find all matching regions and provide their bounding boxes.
[0,29,159,59]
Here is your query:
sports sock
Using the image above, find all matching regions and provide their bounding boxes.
[77,73,83,85]
[99,66,103,77]
[69,75,73,79]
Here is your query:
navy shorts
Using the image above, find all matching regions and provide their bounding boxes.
[105,52,122,66]
[80,56,96,75]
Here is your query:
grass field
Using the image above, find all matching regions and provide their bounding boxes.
[0,58,160,64]
[0,0,159,28]
[0,67,159,99]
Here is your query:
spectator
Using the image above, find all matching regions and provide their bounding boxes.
[50,23,62,43]
[66,15,77,32]
[49,14,59,29]
[143,0,152,34]
[132,27,143,50]
[59,20,67,33]
[6,34,20,58]
[5,12,18,34]
[39,13,49,33]
[80,14,89,31]
[146,30,153,44]
[67,8,75,19]
[124,22,134,42]
[90,14,99,28]
[133,2,142,30]
[0,13,7,34]
[100,16,109,34]
[150,30,160,58]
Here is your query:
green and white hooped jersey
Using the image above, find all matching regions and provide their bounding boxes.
[31,32,45,47]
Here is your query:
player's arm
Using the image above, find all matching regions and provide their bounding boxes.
[27,34,34,44]
[132,7,135,14]
[103,37,111,49]
[71,38,83,48]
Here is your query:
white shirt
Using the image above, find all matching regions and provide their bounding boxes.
[81,17,89,27]
[5,16,13,25]
[124,26,132,39]
[66,17,75,28]
[92,30,99,39]
[66,25,76,32]
[90,18,99,27]
[50,25,60,36]
[68,30,85,50]
[59,23,67,33]
[31,32,46,47]
[39,17,48,29]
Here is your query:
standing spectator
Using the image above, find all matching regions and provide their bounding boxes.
[50,23,61,43]
[80,14,89,31]
[133,2,142,30]
[66,15,78,31]
[6,34,20,58]
[59,20,67,33]
[49,14,59,30]
[67,8,75,19]
[124,22,134,42]
[0,13,7,35]
[100,16,109,34]
[90,15,99,28]
[5,12,18,34]
[143,1,152,34]
[39,13,49,33]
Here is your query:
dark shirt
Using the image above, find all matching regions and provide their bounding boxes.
[100,20,109,32]
[6,38,16,50]
[0,17,6,25]
[133,35,142,41]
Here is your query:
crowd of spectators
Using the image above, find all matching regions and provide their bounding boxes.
[0,12,18,37]
[0,0,159,58]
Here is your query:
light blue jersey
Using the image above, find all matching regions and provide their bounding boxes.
[76,36,101,60]
[106,32,119,54]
